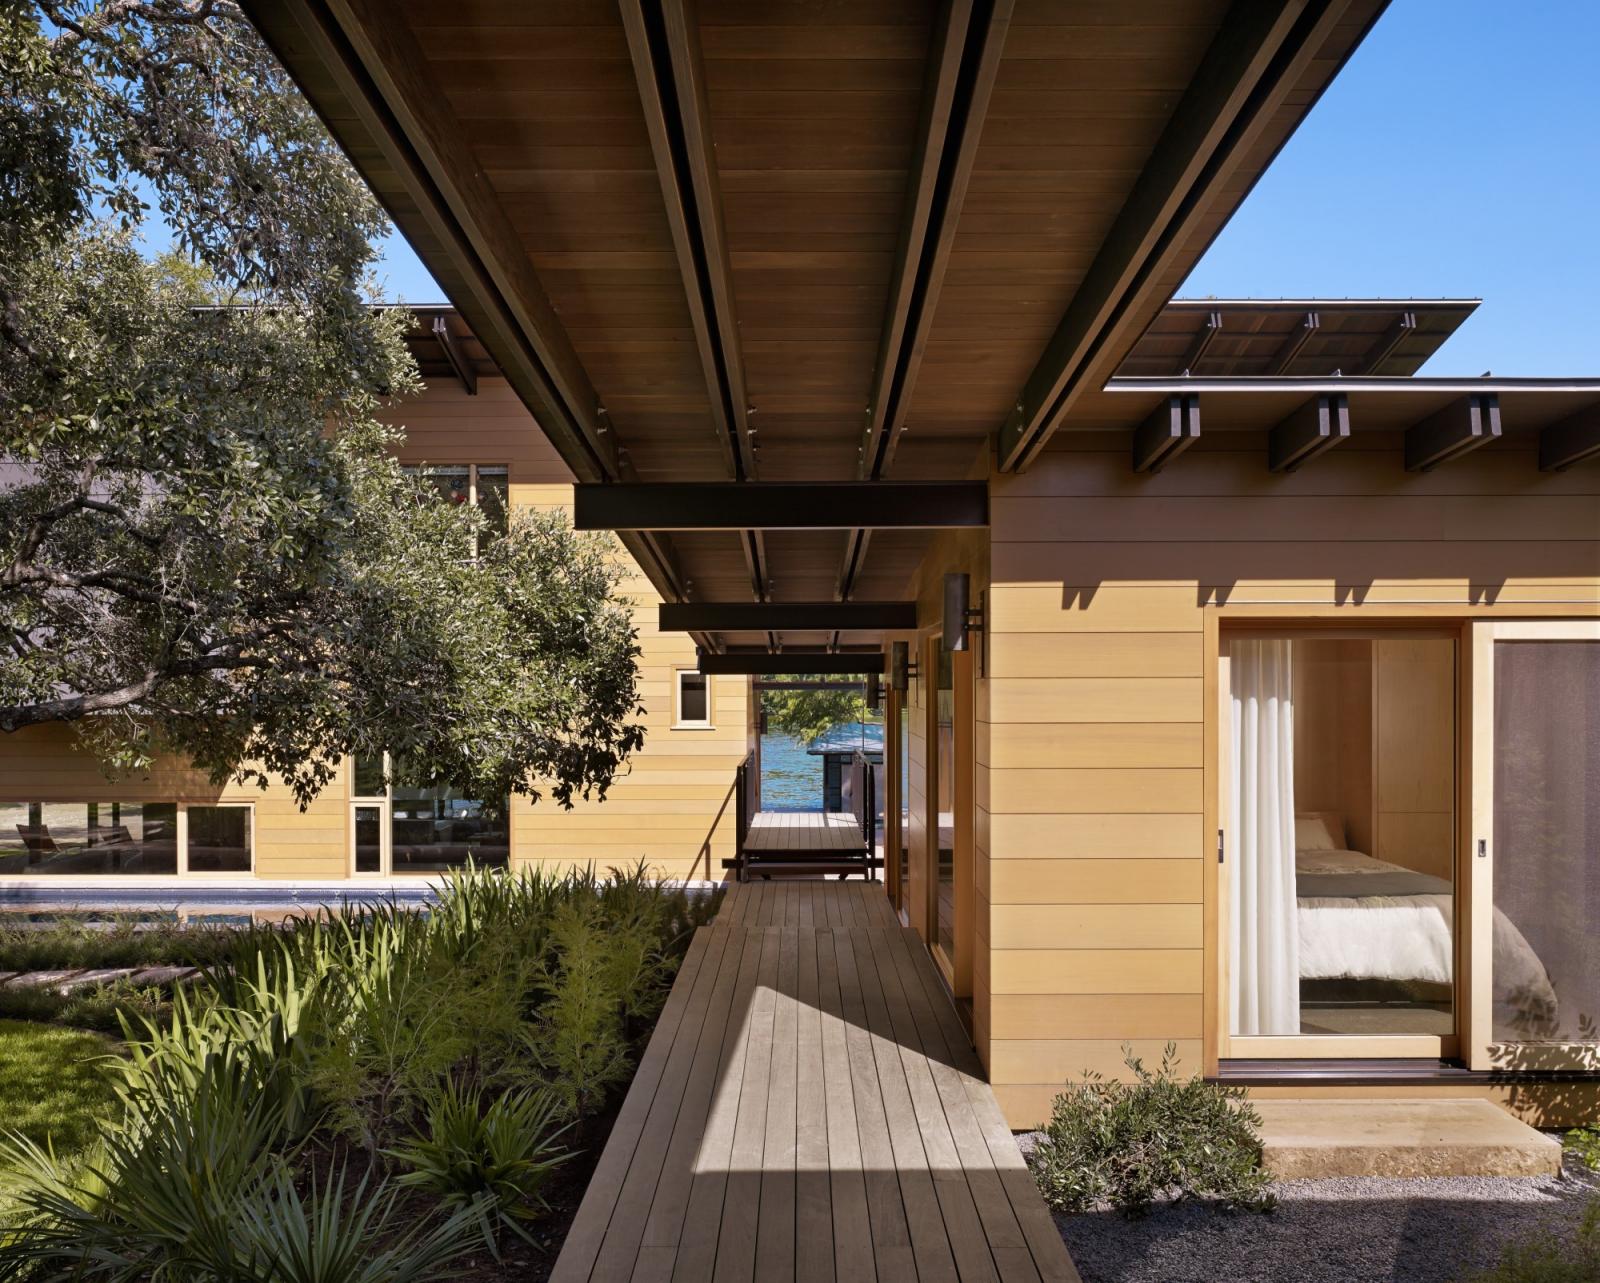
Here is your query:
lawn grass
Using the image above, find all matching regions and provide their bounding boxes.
[0,1020,118,1159]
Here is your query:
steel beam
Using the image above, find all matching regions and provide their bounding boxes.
[699,651,886,676]
[1268,393,1349,472]
[1266,310,1320,374]
[1132,395,1201,474]
[575,482,989,531]
[1182,311,1224,373]
[430,315,477,395]
[1405,394,1501,472]
[661,602,917,633]
[1539,404,1600,471]
[1360,309,1417,374]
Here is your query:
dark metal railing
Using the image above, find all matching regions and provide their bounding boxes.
[848,749,875,844]
[732,751,755,880]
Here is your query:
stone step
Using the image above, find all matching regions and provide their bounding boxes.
[1257,1097,1562,1179]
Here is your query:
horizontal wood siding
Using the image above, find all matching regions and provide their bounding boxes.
[980,430,1600,1128]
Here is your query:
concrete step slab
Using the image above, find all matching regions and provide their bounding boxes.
[1257,1097,1562,1179]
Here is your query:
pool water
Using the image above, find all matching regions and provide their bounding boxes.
[759,732,824,811]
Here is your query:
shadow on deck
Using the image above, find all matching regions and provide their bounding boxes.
[551,881,1080,1282]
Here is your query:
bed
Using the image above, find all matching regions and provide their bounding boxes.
[1294,819,1558,1032]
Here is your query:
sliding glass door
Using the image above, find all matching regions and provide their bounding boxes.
[1469,621,1600,1070]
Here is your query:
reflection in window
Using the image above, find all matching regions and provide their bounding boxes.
[935,646,955,958]
[678,671,710,726]
[1492,641,1600,1044]
[354,805,384,875]
[186,806,251,873]
[0,802,178,875]
[401,463,509,558]
[1229,637,1456,1038]
[477,465,509,545]
[390,765,509,873]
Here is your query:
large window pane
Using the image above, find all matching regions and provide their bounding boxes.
[187,806,251,873]
[678,671,709,725]
[354,805,383,874]
[390,770,509,873]
[0,802,177,875]
[476,465,509,546]
[352,753,386,798]
[1493,641,1600,1044]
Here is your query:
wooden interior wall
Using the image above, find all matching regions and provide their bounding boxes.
[0,378,748,884]
[980,428,1600,1127]
[1292,638,1374,855]
[1374,638,1456,880]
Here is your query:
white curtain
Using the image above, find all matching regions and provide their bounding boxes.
[1229,639,1300,1036]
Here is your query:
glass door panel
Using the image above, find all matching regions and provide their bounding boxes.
[353,804,385,875]
[1472,623,1600,1068]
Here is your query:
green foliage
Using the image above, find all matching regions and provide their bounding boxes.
[0,979,170,1034]
[389,1079,571,1255]
[0,913,236,972]
[1029,1043,1275,1218]
[1471,1199,1600,1283]
[0,3,646,811]
[1563,1126,1600,1170]
[760,675,875,746]
[0,867,708,1278]
[0,1021,117,1164]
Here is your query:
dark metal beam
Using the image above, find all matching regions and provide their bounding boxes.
[1182,310,1223,373]
[430,315,477,395]
[1405,394,1501,472]
[1539,404,1600,471]
[1268,393,1349,472]
[1265,310,1319,374]
[997,0,1365,472]
[1132,395,1201,474]
[1360,309,1417,374]
[661,602,918,633]
[575,482,989,531]
[699,651,886,676]
[837,0,1011,603]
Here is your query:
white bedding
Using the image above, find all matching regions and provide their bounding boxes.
[1296,849,1557,1026]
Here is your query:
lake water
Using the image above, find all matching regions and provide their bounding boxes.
[759,732,823,811]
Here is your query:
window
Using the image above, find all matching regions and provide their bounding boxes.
[401,463,510,557]
[0,801,250,876]
[347,752,509,875]
[675,670,711,728]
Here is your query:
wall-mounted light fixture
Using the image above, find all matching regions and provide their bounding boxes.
[942,572,985,652]
[890,640,918,693]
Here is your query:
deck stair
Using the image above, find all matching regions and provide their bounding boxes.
[1256,1098,1562,1178]
[724,750,881,881]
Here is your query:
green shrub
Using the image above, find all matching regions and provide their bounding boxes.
[0,913,236,972]
[1028,1043,1275,1218]
[1471,1199,1600,1282]
[1562,1126,1600,1170]
[389,1078,571,1254]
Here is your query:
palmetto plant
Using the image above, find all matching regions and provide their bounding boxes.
[388,1079,572,1255]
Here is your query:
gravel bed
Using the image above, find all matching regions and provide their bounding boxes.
[1017,1134,1598,1283]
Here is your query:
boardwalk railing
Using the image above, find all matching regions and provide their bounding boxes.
[723,750,879,882]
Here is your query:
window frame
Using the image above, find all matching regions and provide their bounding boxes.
[178,802,256,878]
[346,752,512,876]
[673,668,714,730]
[0,800,254,880]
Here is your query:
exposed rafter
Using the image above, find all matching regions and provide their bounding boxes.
[661,602,918,633]
[1268,392,1349,472]
[242,0,693,608]
[575,482,989,532]
[430,315,477,396]
[1182,310,1223,373]
[1539,404,1600,471]
[1360,309,1417,374]
[1405,394,1501,472]
[1132,395,1201,474]
[620,0,767,605]
[835,0,1012,603]
[1265,310,1320,374]
[997,0,1364,472]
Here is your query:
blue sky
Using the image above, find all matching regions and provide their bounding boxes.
[369,2,1599,375]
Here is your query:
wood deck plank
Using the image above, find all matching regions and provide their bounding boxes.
[558,886,1079,1283]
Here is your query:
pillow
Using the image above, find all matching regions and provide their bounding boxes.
[1295,811,1347,852]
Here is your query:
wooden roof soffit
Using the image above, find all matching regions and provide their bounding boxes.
[430,315,476,396]
[1265,310,1321,375]
[661,602,918,633]
[620,0,767,610]
[1538,403,1600,471]
[243,0,693,605]
[1182,311,1224,374]
[1359,309,1418,374]
[1268,392,1350,472]
[1133,394,1201,474]
[837,0,1013,604]
[574,482,989,532]
[1404,394,1502,472]
[997,0,1365,473]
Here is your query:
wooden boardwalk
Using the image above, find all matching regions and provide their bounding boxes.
[551,882,1080,1283]
[745,811,867,856]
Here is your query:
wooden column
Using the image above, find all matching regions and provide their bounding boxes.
[884,684,903,915]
